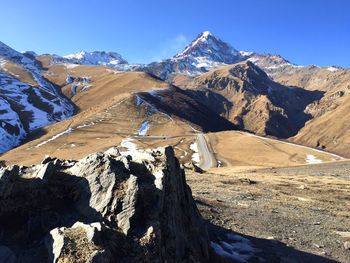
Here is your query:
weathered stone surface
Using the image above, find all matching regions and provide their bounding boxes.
[0,146,209,262]
[47,222,109,263]
[0,246,16,263]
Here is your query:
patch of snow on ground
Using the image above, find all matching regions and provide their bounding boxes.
[138,121,150,136]
[305,154,322,164]
[240,51,253,57]
[65,75,74,85]
[190,142,200,163]
[0,59,5,68]
[35,128,73,148]
[210,233,255,262]
[76,122,95,129]
[217,160,222,167]
[119,138,138,154]
[327,66,338,72]
[82,85,92,92]
[63,63,79,69]
[71,84,78,95]
[118,138,154,162]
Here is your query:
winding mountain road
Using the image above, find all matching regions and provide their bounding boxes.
[196,133,217,170]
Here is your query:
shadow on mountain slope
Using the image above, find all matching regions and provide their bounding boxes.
[137,85,237,132]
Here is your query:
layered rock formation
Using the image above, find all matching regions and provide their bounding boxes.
[0,146,209,262]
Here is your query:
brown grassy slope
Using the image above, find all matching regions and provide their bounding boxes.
[267,66,350,157]
[177,61,322,139]
[39,63,167,110]
[0,60,37,85]
[206,131,342,170]
[0,65,196,165]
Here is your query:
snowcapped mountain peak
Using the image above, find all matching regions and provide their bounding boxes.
[144,31,247,79]
[63,50,128,66]
[197,30,213,40]
[173,31,242,65]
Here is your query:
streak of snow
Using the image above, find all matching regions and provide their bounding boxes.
[82,85,92,92]
[76,122,95,129]
[35,128,73,148]
[138,121,150,136]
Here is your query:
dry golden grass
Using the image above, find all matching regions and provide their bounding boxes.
[206,131,341,170]
[0,67,195,165]
[0,60,37,85]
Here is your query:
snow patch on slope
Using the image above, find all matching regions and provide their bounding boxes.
[138,121,150,136]
[327,66,339,72]
[190,142,200,163]
[35,128,73,148]
[0,41,74,153]
[305,154,322,164]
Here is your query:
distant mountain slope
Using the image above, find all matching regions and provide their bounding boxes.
[142,31,349,84]
[0,41,74,153]
[38,50,128,68]
[0,64,236,165]
[8,31,350,157]
[182,61,323,138]
[63,51,128,66]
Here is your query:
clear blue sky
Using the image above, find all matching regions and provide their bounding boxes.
[1,0,349,67]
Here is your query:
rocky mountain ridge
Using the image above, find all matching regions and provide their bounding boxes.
[179,61,324,138]
[32,31,347,81]
[0,41,74,153]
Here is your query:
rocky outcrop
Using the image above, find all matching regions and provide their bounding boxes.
[0,146,209,262]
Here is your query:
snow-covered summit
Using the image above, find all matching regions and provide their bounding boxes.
[173,31,243,64]
[143,31,246,79]
[63,51,128,66]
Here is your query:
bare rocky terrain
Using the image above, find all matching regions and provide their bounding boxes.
[188,162,350,262]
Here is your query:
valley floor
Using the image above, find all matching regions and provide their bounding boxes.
[187,162,350,262]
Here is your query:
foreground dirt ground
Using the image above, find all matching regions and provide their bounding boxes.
[187,162,350,262]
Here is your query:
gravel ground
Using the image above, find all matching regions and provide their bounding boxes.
[186,161,350,262]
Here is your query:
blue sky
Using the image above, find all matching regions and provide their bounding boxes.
[1,0,349,67]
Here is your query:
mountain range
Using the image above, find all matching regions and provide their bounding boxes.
[1,30,350,263]
[0,31,350,158]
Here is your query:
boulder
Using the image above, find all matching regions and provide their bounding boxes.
[0,146,209,262]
